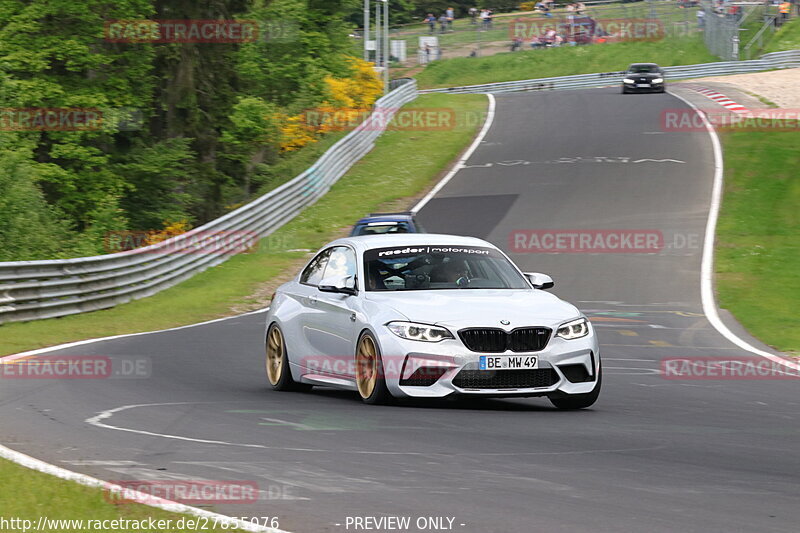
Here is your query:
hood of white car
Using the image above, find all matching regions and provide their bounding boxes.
[364,289,581,330]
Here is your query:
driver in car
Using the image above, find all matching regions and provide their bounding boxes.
[431,259,469,287]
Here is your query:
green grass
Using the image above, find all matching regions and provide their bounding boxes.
[764,17,800,53]
[414,35,716,88]
[0,93,487,357]
[716,128,800,355]
[0,458,246,532]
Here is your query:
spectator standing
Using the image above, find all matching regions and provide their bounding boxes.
[425,13,436,34]
[479,9,490,30]
[438,13,448,34]
[779,0,791,24]
[697,8,705,28]
[469,7,478,24]
[446,7,455,31]
[576,2,586,14]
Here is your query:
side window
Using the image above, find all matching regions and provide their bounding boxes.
[300,248,332,286]
[323,246,358,281]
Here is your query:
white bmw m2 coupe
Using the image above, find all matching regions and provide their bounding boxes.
[264,234,600,408]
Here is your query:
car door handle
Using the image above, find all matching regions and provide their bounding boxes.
[350,313,357,322]
[308,296,318,306]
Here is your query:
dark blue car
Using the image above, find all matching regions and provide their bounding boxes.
[349,212,425,236]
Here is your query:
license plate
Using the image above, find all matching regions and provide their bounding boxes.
[479,355,538,370]
[636,84,650,88]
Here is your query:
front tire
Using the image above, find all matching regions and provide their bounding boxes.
[355,332,393,405]
[266,324,311,392]
[549,364,601,410]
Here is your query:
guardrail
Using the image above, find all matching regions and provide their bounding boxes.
[0,80,419,324]
[420,49,800,94]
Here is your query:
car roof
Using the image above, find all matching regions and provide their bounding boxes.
[326,233,496,253]
[354,214,414,224]
[628,63,660,67]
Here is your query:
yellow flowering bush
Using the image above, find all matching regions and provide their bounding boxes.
[143,219,192,246]
[278,57,383,152]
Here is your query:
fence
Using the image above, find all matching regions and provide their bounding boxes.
[741,12,783,60]
[420,49,800,94]
[357,0,702,70]
[701,1,785,60]
[0,80,418,325]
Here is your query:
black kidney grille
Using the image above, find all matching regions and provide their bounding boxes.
[459,327,551,353]
[509,327,551,352]
[458,328,507,352]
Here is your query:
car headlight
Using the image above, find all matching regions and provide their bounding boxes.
[623,78,635,84]
[386,321,454,342]
[556,318,590,340]
[652,77,664,84]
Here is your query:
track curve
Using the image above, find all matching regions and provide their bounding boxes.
[2,88,799,533]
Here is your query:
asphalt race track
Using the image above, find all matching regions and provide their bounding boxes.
[2,88,799,533]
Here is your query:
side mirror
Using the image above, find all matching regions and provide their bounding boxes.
[318,275,357,296]
[523,272,554,290]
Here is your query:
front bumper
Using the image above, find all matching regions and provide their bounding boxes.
[622,81,664,92]
[374,327,600,398]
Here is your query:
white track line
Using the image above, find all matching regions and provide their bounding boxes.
[1,89,795,530]
[0,444,288,533]
[0,307,268,363]
[670,91,800,372]
[411,93,496,213]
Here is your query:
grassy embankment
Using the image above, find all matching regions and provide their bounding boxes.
[716,128,800,355]
[764,17,800,52]
[414,36,716,88]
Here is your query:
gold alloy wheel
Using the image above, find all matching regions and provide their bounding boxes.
[356,335,378,399]
[266,326,284,386]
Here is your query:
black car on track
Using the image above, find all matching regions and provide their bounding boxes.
[621,63,665,94]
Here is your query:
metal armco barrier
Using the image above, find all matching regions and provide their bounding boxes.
[420,49,800,94]
[0,80,418,324]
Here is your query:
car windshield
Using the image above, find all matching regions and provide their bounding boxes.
[628,65,659,73]
[364,245,530,291]
[354,222,411,236]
